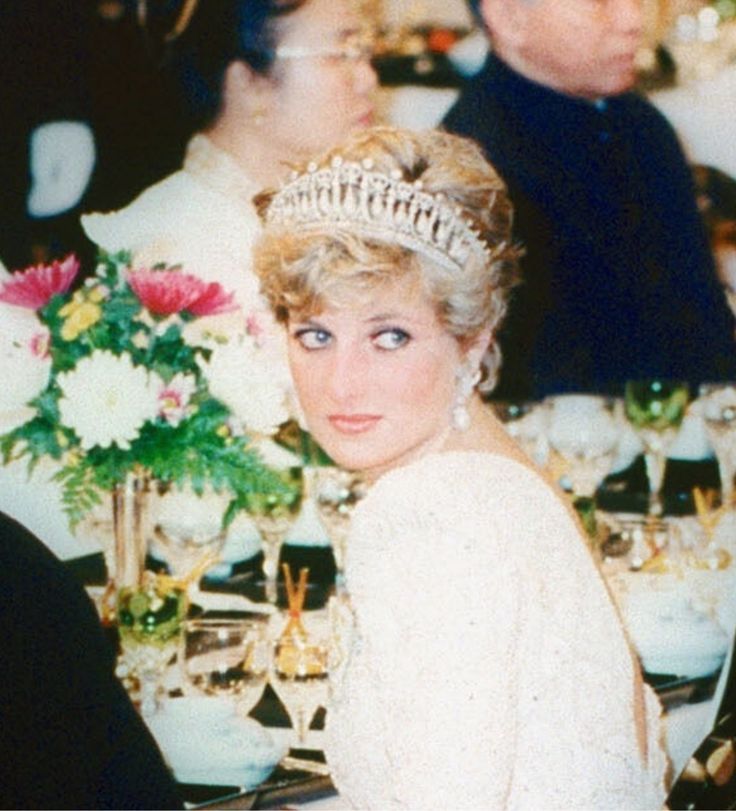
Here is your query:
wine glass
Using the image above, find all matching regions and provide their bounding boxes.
[249,476,303,604]
[179,618,270,716]
[270,631,333,747]
[306,466,368,590]
[697,382,736,506]
[149,483,227,596]
[544,394,621,498]
[116,574,188,718]
[624,379,690,516]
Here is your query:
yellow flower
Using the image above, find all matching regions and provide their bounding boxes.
[59,289,104,340]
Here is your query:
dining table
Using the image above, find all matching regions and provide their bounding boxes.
[69,500,735,811]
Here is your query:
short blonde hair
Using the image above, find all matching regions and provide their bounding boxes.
[253,126,520,390]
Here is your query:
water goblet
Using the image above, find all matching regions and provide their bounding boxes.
[624,379,690,516]
[544,394,621,498]
[116,573,188,718]
[179,618,270,717]
[306,466,368,590]
[149,483,227,596]
[270,631,333,747]
[697,382,736,506]
[250,487,303,604]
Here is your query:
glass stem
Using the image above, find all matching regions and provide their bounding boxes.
[139,670,161,719]
[718,456,735,507]
[643,451,665,516]
[261,537,280,604]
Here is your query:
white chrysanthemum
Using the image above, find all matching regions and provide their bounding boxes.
[0,303,52,432]
[198,336,290,436]
[57,350,162,450]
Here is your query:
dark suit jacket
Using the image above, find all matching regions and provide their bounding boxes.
[0,511,182,810]
[443,54,736,399]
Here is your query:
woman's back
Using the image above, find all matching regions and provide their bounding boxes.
[326,450,667,809]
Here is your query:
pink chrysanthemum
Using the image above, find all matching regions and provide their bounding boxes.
[0,254,79,310]
[128,270,236,317]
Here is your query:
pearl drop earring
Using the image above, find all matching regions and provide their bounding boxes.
[452,366,481,432]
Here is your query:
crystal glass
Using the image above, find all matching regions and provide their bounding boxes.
[149,483,227,595]
[544,394,621,497]
[697,382,736,506]
[250,477,303,604]
[180,618,269,716]
[492,399,549,466]
[307,466,368,590]
[270,632,333,747]
[116,576,188,717]
[624,379,690,516]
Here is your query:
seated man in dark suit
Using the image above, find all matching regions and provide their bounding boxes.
[0,511,182,810]
[443,0,736,400]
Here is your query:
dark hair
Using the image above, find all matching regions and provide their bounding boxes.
[466,0,483,26]
[141,0,307,130]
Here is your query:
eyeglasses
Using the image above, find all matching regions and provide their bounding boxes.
[275,37,374,65]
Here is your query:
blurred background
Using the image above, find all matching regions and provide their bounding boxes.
[1,0,735,272]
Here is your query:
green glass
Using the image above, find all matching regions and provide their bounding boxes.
[624,379,690,431]
[117,579,188,716]
[624,379,690,515]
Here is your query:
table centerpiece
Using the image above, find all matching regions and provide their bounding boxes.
[0,251,300,608]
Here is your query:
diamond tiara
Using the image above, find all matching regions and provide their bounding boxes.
[265,156,493,273]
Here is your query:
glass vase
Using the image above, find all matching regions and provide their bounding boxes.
[101,471,150,621]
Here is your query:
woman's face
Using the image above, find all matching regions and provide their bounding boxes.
[266,0,377,159]
[286,276,464,480]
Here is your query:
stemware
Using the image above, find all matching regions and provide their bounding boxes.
[697,382,736,506]
[116,573,188,718]
[306,466,368,590]
[249,468,303,605]
[544,394,621,498]
[270,631,333,747]
[149,483,227,595]
[624,379,690,516]
[179,618,270,716]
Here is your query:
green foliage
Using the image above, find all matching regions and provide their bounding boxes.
[1,250,297,531]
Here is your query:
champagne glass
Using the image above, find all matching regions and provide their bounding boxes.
[270,631,333,747]
[116,574,188,718]
[624,379,690,516]
[306,466,368,590]
[697,382,736,506]
[179,618,269,716]
[250,476,303,604]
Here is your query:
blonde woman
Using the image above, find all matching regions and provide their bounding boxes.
[253,126,668,808]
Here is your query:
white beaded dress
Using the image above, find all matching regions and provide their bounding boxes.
[325,451,668,809]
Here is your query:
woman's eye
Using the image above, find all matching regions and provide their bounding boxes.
[372,328,410,350]
[293,328,331,350]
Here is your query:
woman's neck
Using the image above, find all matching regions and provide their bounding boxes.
[205,120,294,190]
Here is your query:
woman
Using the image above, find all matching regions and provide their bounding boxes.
[253,126,668,808]
[80,0,377,570]
[83,0,375,308]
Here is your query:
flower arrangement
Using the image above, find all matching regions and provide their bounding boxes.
[0,251,297,528]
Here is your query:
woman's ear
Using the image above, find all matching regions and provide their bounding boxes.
[221,60,270,121]
[463,327,493,371]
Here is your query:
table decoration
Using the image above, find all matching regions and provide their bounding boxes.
[0,252,298,604]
